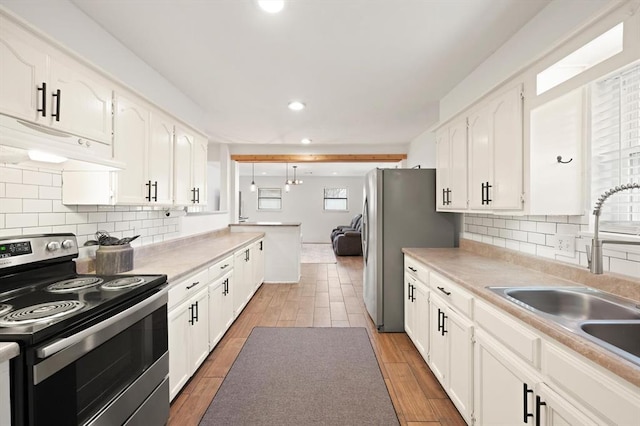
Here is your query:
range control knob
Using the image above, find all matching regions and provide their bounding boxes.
[46,241,61,252]
[61,240,75,249]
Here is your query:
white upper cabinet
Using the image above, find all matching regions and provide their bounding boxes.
[0,13,48,123]
[148,110,175,205]
[174,125,207,206]
[436,117,468,211]
[468,84,523,210]
[0,13,113,145]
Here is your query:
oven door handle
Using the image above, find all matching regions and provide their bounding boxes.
[36,288,167,359]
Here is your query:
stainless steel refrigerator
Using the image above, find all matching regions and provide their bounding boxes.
[362,168,460,332]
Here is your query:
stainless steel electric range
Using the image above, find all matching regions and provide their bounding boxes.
[0,234,169,426]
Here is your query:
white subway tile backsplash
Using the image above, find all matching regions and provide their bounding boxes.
[0,183,5,197]
[65,212,89,225]
[23,171,52,186]
[52,201,76,213]
[6,213,38,228]
[52,174,62,187]
[51,225,77,234]
[23,199,52,213]
[0,199,22,213]
[77,223,99,235]
[465,213,640,279]
[115,221,130,232]
[38,186,62,200]
[97,222,115,233]
[88,212,107,223]
[136,212,148,220]
[77,205,98,212]
[0,214,4,229]
[39,213,66,226]
[22,226,53,234]
[0,167,22,183]
[6,183,39,199]
[0,228,21,237]
[106,212,123,222]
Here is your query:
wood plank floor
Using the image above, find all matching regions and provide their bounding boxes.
[168,254,466,426]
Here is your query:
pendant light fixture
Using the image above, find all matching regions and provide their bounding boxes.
[291,165,303,185]
[284,162,290,192]
[250,163,256,192]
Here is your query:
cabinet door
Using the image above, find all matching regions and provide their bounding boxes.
[413,282,429,359]
[113,93,149,204]
[468,105,491,209]
[429,295,447,384]
[253,240,265,288]
[174,125,195,205]
[168,302,190,401]
[233,250,247,316]
[192,137,208,205]
[448,118,468,209]
[209,279,225,349]
[474,329,539,426]
[49,56,113,144]
[536,384,599,426]
[189,288,210,373]
[222,274,235,329]
[404,274,416,340]
[148,111,174,205]
[435,128,451,210]
[490,85,523,209]
[446,308,473,423]
[0,15,48,122]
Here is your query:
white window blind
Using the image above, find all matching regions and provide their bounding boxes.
[323,188,348,211]
[257,188,282,210]
[591,63,640,234]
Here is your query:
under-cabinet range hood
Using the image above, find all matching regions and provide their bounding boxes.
[0,114,124,170]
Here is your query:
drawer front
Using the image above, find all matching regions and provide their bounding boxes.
[475,299,540,366]
[430,271,473,318]
[168,268,209,310]
[208,255,233,282]
[404,255,429,283]
[542,342,640,426]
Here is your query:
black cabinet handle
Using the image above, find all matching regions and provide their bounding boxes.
[446,188,451,205]
[407,282,412,301]
[52,89,61,121]
[523,383,534,423]
[221,263,229,270]
[222,278,229,295]
[37,82,46,117]
[259,241,263,250]
[197,187,200,203]
[482,182,493,205]
[442,188,447,206]
[145,180,151,201]
[437,286,451,296]
[152,181,158,201]
[194,300,199,322]
[188,304,194,325]
[437,308,443,333]
[535,395,546,426]
[408,266,417,272]
[441,312,447,336]
[186,281,200,290]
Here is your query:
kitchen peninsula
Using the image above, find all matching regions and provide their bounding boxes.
[230,222,301,283]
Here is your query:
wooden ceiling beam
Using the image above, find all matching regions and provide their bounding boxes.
[230,154,407,163]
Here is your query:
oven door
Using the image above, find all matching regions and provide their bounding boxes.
[28,289,168,426]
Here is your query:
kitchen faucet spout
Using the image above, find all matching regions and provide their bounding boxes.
[588,183,640,274]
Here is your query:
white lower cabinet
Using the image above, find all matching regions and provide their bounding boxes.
[167,269,209,401]
[233,248,251,316]
[429,293,474,424]
[252,239,265,290]
[208,271,233,349]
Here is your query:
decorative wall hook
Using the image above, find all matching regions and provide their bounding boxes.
[556,155,573,164]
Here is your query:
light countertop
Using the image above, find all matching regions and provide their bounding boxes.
[230,222,301,226]
[403,243,640,387]
[128,231,263,283]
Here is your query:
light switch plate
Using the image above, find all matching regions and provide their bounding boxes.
[556,234,576,257]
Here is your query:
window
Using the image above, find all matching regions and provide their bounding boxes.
[591,62,640,234]
[324,188,348,211]
[257,188,282,210]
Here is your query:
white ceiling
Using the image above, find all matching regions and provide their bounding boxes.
[70,0,550,147]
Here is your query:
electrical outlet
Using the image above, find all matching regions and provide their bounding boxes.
[556,234,576,256]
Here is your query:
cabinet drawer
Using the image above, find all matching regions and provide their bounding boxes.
[430,271,473,318]
[542,342,640,426]
[475,299,540,366]
[168,268,209,310]
[404,255,429,283]
[208,255,233,282]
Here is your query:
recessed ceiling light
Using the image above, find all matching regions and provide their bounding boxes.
[258,0,284,13]
[288,101,305,111]
[301,138,312,144]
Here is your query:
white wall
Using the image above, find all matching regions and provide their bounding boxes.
[238,176,364,243]
[0,0,206,131]
[229,143,409,156]
[406,130,436,169]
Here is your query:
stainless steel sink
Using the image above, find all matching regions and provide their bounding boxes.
[487,286,640,366]
[494,287,640,320]
[580,321,640,356]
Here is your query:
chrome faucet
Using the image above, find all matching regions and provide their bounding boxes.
[586,183,640,274]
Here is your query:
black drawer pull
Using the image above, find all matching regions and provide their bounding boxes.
[535,395,546,426]
[437,286,451,296]
[408,266,417,272]
[523,383,534,423]
[186,281,200,290]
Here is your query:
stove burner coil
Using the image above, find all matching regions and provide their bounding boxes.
[101,277,146,291]
[0,301,85,326]
[0,304,12,316]
[46,277,104,293]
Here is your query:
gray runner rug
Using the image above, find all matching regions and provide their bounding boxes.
[199,327,399,425]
